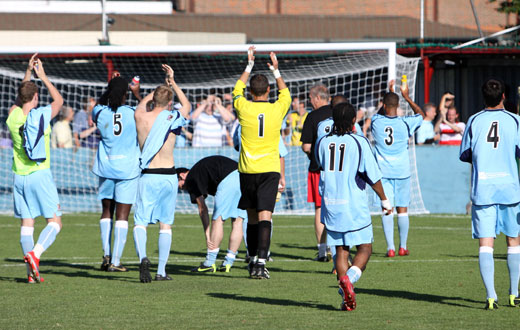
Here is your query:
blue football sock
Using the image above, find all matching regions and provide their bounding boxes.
[479,247,497,300]
[507,246,520,297]
[223,250,237,266]
[381,214,395,251]
[157,229,172,277]
[111,220,128,266]
[397,213,409,249]
[20,226,34,255]
[204,248,219,267]
[133,225,147,262]
[33,222,61,259]
[99,218,112,257]
[331,245,337,268]
[346,266,362,285]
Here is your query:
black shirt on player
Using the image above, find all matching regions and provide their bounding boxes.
[184,155,238,203]
[300,104,332,172]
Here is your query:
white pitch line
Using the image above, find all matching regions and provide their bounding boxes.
[2,257,497,268]
[0,223,469,231]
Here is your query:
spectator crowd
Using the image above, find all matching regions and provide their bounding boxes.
[0,89,469,150]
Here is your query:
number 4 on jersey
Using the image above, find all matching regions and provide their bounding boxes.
[486,121,499,149]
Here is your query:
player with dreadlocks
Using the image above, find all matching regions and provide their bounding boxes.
[316,102,391,311]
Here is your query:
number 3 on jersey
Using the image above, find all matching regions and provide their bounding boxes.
[384,126,394,146]
[486,121,499,149]
[113,113,123,136]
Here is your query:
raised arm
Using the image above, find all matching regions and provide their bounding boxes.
[434,108,446,133]
[163,64,191,118]
[439,93,453,113]
[129,79,142,102]
[33,58,63,119]
[191,99,209,121]
[214,97,235,122]
[400,82,425,118]
[23,53,38,83]
[268,51,287,91]
[9,53,39,114]
[238,46,255,85]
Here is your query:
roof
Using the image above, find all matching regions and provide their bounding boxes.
[0,13,486,42]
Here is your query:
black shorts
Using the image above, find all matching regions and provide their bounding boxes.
[238,172,280,213]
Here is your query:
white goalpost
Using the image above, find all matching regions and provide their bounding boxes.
[0,42,427,215]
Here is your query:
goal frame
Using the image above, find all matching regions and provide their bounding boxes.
[0,42,397,81]
[0,42,428,215]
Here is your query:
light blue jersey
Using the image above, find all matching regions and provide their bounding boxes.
[371,113,422,179]
[23,105,51,163]
[317,117,363,142]
[415,120,435,144]
[92,104,140,179]
[459,109,520,206]
[316,132,382,233]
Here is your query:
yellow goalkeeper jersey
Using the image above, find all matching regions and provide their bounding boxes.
[6,106,51,175]
[233,79,291,174]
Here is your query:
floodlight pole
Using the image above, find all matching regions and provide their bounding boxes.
[469,0,485,43]
[100,0,109,45]
[420,0,424,42]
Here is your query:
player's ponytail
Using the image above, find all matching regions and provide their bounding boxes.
[98,76,128,111]
[332,102,356,136]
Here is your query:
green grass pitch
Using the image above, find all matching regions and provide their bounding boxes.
[0,213,518,329]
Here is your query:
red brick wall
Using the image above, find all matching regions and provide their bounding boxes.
[188,0,505,32]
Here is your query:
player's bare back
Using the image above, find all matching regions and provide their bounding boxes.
[135,108,176,169]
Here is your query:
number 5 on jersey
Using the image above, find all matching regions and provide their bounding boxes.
[113,113,123,136]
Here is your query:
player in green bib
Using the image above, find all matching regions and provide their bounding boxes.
[5,54,64,283]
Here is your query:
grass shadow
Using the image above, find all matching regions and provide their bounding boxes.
[207,292,337,311]
[3,258,139,283]
[356,287,481,309]
[277,243,317,251]
[443,253,506,260]
[170,250,209,259]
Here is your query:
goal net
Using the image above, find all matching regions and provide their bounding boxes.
[0,43,426,215]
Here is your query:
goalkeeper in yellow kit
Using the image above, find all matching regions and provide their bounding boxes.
[232,46,291,279]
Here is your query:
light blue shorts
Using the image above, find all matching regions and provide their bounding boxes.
[13,168,62,219]
[381,177,410,208]
[213,170,247,221]
[471,203,520,239]
[326,223,373,247]
[98,176,138,204]
[134,173,178,226]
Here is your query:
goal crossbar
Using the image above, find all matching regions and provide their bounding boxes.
[0,42,397,80]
